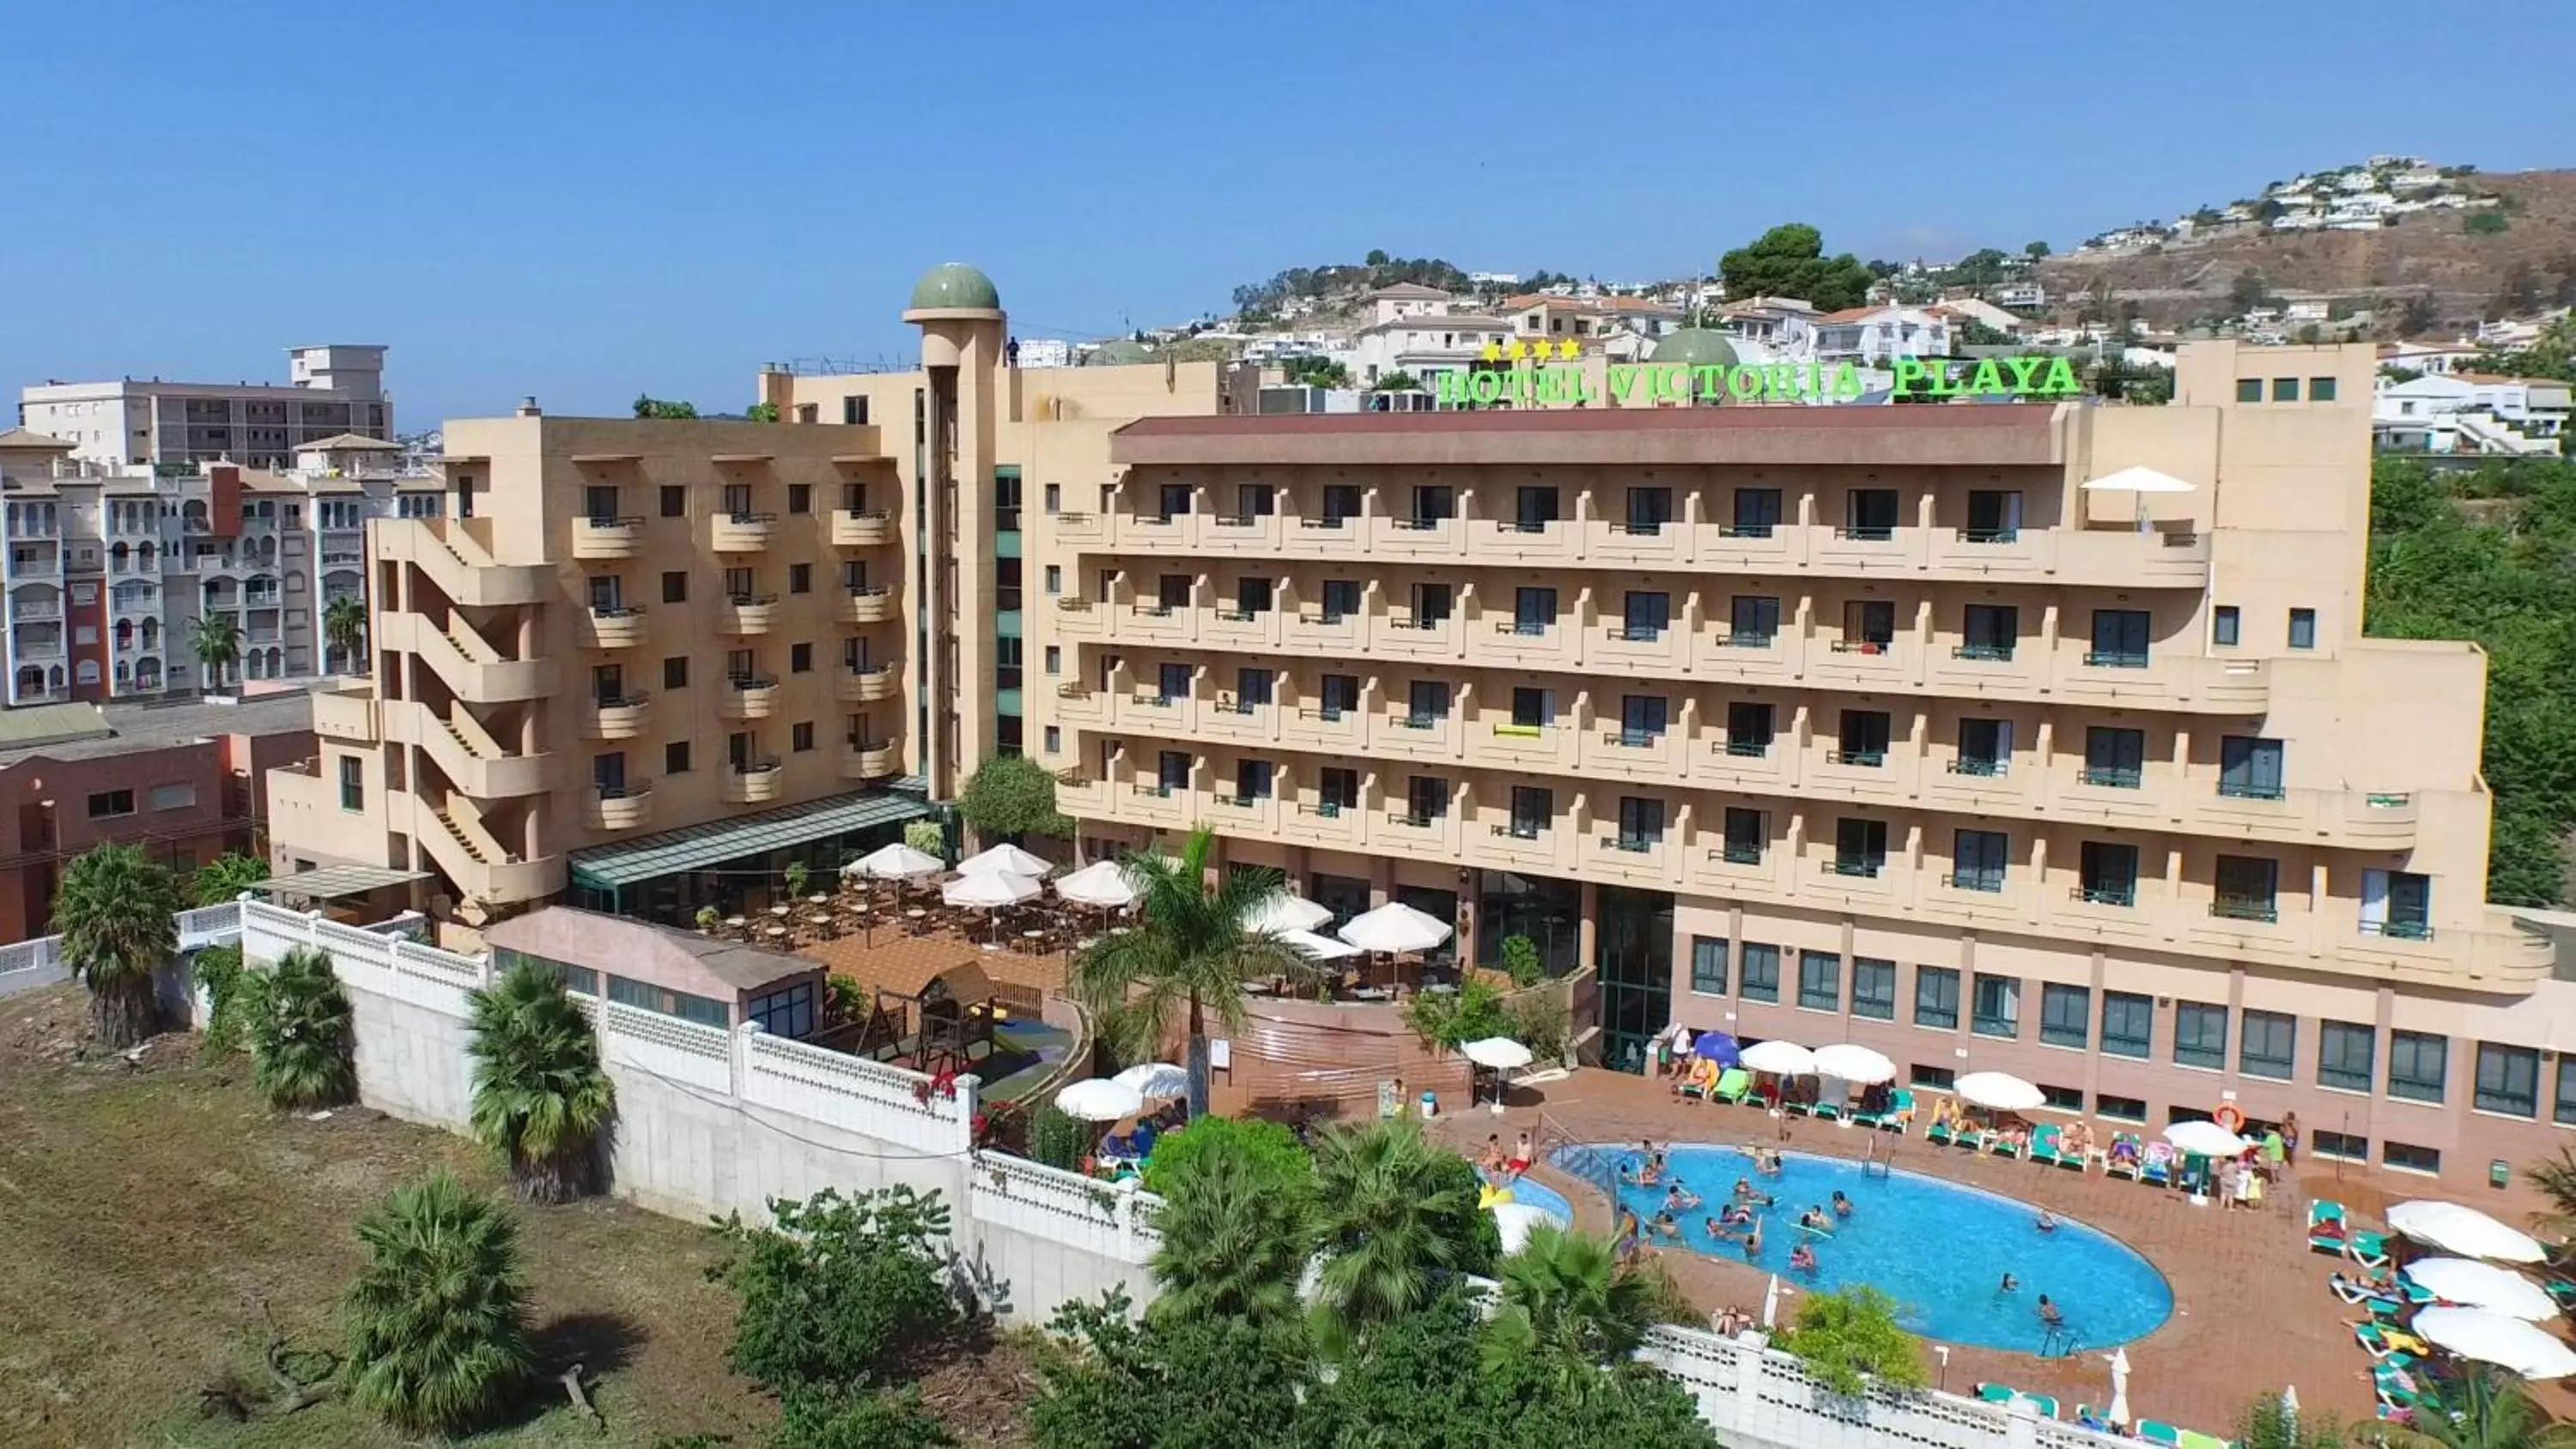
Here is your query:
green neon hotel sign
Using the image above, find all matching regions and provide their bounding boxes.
[1431,353,2084,407]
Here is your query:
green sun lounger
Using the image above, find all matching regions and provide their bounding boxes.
[2307,1200,2348,1254]
[2348,1229,2393,1270]
[2030,1125,2065,1167]
[1714,1067,1753,1104]
[2138,1420,2182,1446]
[1927,1119,1955,1146]
[2177,1430,2231,1449]
[1880,1088,1913,1132]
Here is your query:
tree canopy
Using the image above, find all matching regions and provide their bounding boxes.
[1777,1286,1928,1397]
[633,396,700,419]
[957,754,1072,840]
[1718,225,1874,312]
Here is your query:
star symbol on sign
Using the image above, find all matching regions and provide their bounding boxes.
[1504,340,1528,361]
[1558,338,1582,359]
[1480,342,1503,362]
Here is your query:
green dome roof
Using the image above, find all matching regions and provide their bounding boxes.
[908,263,1000,311]
[1651,328,1740,368]
[1084,339,1154,367]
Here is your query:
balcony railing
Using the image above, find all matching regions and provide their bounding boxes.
[1390,810,1443,828]
[2080,766,2142,789]
[1717,523,1775,539]
[1301,800,1349,818]
[1394,714,1443,731]
[2210,896,2280,924]
[1605,624,1665,643]
[2217,780,2287,801]
[1947,757,2007,778]
[2075,882,2137,907]
[1603,834,1662,854]
[1830,639,1893,655]
[1719,843,1764,865]
[1833,525,1897,542]
[1825,749,1886,767]
[1830,859,1882,878]
[1961,527,2021,544]
[1132,783,1174,799]
[2361,918,2435,941]
[1492,822,1546,841]
[1942,872,2005,894]
[1719,739,1771,759]
[1951,643,2015,662]
[2083,649,2151,669]
[1717,633,1773,649]
[1495,621,1548,637]
[1601,730,1663,749]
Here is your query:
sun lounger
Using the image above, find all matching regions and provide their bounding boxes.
[2030,1125,2065,1167]
[1927,1119,1955,1147]
[2548,1280,2576,1309]
[2329,1274,2401,1314]
[2141,1144,2177,1187]
[2307,1200,2349,1255]
[1880,1088,1914,1133]
[2138,1420,2183,1446]
[2355,1323,2431,1361]
[2105,1136,2143,1180]
[2178,1430,2231,1449]
[1976,1385,2058,1417]
[1813,1100,1844,1123]
[2348,1230,2393,1271]
[1989,1132,2027,1161]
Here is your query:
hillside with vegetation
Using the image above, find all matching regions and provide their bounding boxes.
[2366,456,2576,906]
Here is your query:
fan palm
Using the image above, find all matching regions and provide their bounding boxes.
[1485,1223,1653,1371]
[1066,826,1308,1117]
[343,1170,533,1434]
[191,611,242,695]
[53,841,182,1047]
[188,850,270,906]
[466,961,615,1203]
[2358,1368,2576,1449]
[2524,1147,2576,1244]
[248,944,355,1110]
[322,593,368,674]
[1148,1135,1311,1326]
[1308,1118,1469,1358]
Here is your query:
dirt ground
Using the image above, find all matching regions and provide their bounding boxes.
[0,984,1038,1449]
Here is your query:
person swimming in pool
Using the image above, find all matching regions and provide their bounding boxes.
[2036,1209,2059,1234]
[1789,1241,1818,1273]
[2038,1295,2064,1329]
[1798,1205,1832,1233]
[1720,1203,1754,1227]
[1999,1273,2019,1294]
[1732,1177,1757,1200]
[1743,1219,1765,1256]
[1664,1182,1704,1213]
[1831,1190,1854,1219]
[1649,1210,1682,1240]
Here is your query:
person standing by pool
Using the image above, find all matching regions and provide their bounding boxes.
[1508,1131,1532,1175]
[2281,1111,2300,1165]
[1615,1208,1643,1266]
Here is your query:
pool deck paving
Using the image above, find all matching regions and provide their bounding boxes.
[1425,1066,2574,1436]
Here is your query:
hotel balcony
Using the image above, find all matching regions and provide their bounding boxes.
[830,509,894,548]
[722,759,785,805]
[840,585,896,625]
[584,693,651,740]
[587,780,655,831]
[585,605,648,650]
[719,594,777,636]
[720,676,779,720]
[838,664,898,703]
[710,511,775,553]
[841,738,902,780]
[311,682,378,743]
[572,516,646,560]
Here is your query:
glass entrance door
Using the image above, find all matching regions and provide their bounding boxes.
[1595,885,1674,1074]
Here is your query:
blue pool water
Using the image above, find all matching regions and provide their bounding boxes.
[1556,1143,2173,1351]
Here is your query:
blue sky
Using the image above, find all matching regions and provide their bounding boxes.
[8,0,2571,426]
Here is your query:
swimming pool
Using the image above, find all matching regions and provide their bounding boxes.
[1554,1143,2173,1352]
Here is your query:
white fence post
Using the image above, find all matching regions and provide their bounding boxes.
[732,1019,763,1099]
[951,1071,982,1155]
[2008,1397,2040,1449]
[1114,1176,1141,1259]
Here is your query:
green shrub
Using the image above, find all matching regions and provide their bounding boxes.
[709,1186,961,1398]
[1140,1113,1312,1198]
[1509,990,1572,1065]
[1030,1105,1092,1172]
[1498,935,1543,988]
[1403,976,1510,1049]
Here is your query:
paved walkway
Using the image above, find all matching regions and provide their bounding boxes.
[1425,1066,2573,1436]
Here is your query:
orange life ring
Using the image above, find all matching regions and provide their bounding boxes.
[2212,1103,2246,1133]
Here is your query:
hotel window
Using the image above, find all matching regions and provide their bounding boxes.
[2272,378,2300,403]
[1620,591,1670,642]
[1233,576,1273,616]
[2234,378,2263,403]
[1042,725,1060,755]
[2040,1084,2083,1113]
[1411,485,1455,524]
[1234,760,1274,803]
[1321,483,1361,525]
[1728,488,1782,537]
[2173,1003,2227,1070]
[1618,694,1668,746]
[2476,1043,2541,1118]
[1911,1064,1957,1091]
[787,484,812,515]
[2361,869,2433,939]
[842,396,869,425]
[664,656,689,689]
[665,741,691,774]
[2039,984,2090,1048]
[659,485,685,517]
[1512,586,1556,635]
[1042,646,1060,676]
[1725,701,1775,757]
[2095,1094,2147,1124]
[792,722,814,752]
[1796,950,1841,1011]
[790,643,812,674]
[1728,595,1780,646]
[661,570,688,604]
[1043,565,1061,596]
[2310,377,2339,402]
[1833,709,1890,767]
[1510,687,1552,731]
[2083,727,2145,789]
[1738,943,1781,1003]
[1514,486,1560,530]
[2100,991,2154,1058]
[1833,817,1886,877]
[1316,767,1358,815]
[1959,604,2017,661]
[1157,663,1193,705]
[2312,1131,2366,1162]
[1405,679,1450,726]
[1839,599,1896,653]
[2318,1021,2376,1092]
[2388,1029,2447,1103]
[1850,959,1896,1020]
[1403,775,1448,825]
[1317,674,1359,719]
[2556,1058,2576,1126]
[87,789,136,819]
[2087,609,2151,668]
[1721,807,1765,865]
[1236,667,1273,707]
[2213,605,2239,646]
[609,975,729,1028]
[1956,718,2012,776]
[1237,482,1274,518]
[1614,797,1663,852]
[2218,737,2285,800]
[1689,937,1727,995]
[1950,829,2008,893]
[749,982,816,1040]
[337,758,363,812]
[1971,973,2020,1039]
[1155,482,1192,520]
[1320,579,1360,623]
[1155,750,1191,794]
[2214,854,2280,923]
[2287,608,2318,650]
[1042,482,1060,514]
[1410,581,1454,627]
[149,782,196,811]
[1508,785,1552,840]
[2383,1142,2440,1176]
[2239,1009,2296,1080]
[1844,487,1900,540]
[1914,966,1959,1029]
[1965,488,2021,542]
[1623,487,1672,535]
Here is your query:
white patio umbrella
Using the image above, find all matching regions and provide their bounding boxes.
[1112,1062,1189,1100]
[1461,1037,1534,1070]
[1243,894,1334,934]
[2105,1348,2133,1428]
[959,842,1053,878]
[1053,858,1139,909]
[2081,464,2197,530]
[2389,1200,2549,1264]
[1338,900,1452,954]
[1738,1040,1817,1076]
[942,870,1042,909]
[2404,1258,2561,1320]
[2412,1307,2576,1379]
[1055,1077,1145,1123]
[847,841,943,880]
[1282,928,1361,961]
[1812,1043,1896,1084]
[2163,1119,2251,1158]
[1954,1070,2047,1113]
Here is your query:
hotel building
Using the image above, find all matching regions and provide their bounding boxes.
[267,264,2574,1187]
[20,345,393,471]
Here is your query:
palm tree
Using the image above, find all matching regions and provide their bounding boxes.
[322,594,367,674]
[191,611,242,695]
[1485,1223,1653,1371]
[249,944,355,1110]
[1067,826,1308,1117]
[189,850,270,906]
[1308,1118,1469,1358]
[2359,1367,2576,1449]
[53,842,182,1047]
[2524,1147,2576,1244]
[466,961,615,1203]
[1148,1135,1311,1326]
[343,1170,533,1434]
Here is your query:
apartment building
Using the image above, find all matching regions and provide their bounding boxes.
[1051,338,2574,1189]
[0,429,436,705]
[0,693,314,940]
[265,407,927,931]
[20,345,392,470]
